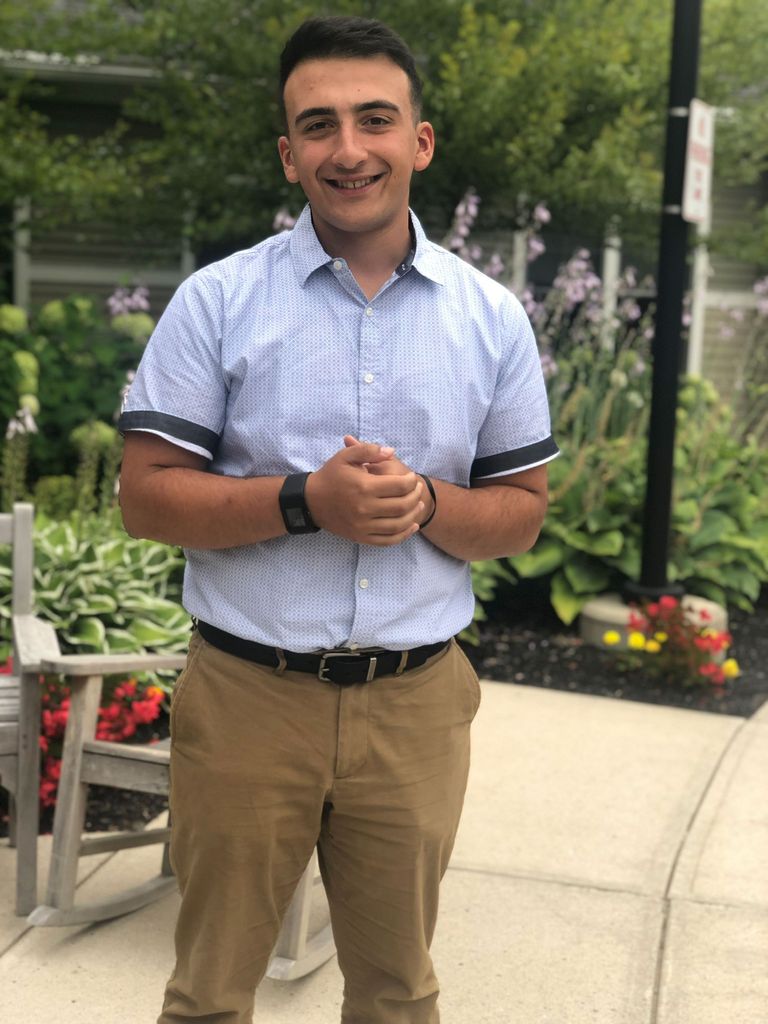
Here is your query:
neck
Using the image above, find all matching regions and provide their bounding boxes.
[311,211,412,299]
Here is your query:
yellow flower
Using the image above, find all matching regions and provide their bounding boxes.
[603,630,621,646]
[654,632,668,643]
[645,639,661,654]
[722,658,740,679]
[628,632,647,650]
[145,685,164,699]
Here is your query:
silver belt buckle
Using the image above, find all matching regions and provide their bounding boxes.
[318,650,378,683]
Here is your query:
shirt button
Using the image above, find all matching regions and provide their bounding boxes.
[359,578,369,589]
[333,260,343,271]
[365,307,374,316]
[363,372,374,384]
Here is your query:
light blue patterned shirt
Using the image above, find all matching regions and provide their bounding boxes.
[119,206,558,651]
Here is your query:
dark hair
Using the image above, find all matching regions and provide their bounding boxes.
[279,16,423,121]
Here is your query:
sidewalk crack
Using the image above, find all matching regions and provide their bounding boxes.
[648,717,748,1024]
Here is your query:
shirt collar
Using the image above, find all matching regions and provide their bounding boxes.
[288,204,447,287]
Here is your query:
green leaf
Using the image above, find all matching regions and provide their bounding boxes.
[509,538,565,578]
[550,570,588,625]
[563,553,612,595]
[63,616,107,651]
[689,510,739,552]
[128,618,187,648]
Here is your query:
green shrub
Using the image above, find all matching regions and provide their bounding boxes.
[0,514,190,664]
[33,476,78,519]
[509,378,768,623]
[1,297,150,478]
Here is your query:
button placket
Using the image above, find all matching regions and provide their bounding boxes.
[358,300,380,444]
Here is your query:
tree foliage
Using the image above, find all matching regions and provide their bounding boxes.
[0,0,765,255]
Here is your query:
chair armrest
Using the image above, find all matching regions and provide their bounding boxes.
[40,654,187,676]
[13,614,61,672]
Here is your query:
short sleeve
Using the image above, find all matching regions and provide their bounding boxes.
[470,294,559,480]
[117,271,227,460]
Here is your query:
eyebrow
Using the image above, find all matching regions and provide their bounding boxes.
[294,100,401,127]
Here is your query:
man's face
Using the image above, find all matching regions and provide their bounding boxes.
[278,56,434,248]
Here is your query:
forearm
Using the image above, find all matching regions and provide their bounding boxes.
[120,467,287,549]
[420,478,546,562]
[119,434,424,550]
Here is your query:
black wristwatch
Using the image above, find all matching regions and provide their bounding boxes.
[279,472,320,534]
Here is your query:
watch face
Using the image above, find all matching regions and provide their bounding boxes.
[286,507,308,530]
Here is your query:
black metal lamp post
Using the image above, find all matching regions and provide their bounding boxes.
[623,0,703,605]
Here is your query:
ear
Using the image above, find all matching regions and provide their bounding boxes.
[278,136,300,184]
[413,121,435,173]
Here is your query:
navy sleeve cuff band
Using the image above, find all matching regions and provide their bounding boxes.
[470,436,560,480]
[118,410,220,456]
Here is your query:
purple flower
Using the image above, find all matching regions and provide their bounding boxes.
[527,236,545,263]
[483,253,505,279]
[753,276,768,296]
[619,300,642,321]
[272,207,296,232]
[539,352,558,379]
[106,286,151,317]
[533,203,551,226]
[682,311,692,327]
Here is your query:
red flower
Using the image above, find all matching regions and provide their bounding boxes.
[646,602,659,617]
[659,595,678,610]
[39,780,58,807]
[628,611,647,631]
[51,708,69,731]
[130,698,161,725]
[39,735,49,753]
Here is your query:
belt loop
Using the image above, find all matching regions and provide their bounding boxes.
[395,650,409,676]
[365,656,378,683]
[274,648,287,675]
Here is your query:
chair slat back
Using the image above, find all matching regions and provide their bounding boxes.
[10,504,34,617]
[1,503,35,678]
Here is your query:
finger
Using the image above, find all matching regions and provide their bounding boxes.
[343,434,361,448]
[366,504,425,534]
[365,522,421,546]
[365,474,421,500]
[341,442,395,466]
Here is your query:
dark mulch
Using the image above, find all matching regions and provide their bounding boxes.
[2,584,766,837]
[460,580,768,719]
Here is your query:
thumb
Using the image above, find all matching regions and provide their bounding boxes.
[343,434,361,448]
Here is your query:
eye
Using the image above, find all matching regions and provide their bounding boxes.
[304,120,333,133]
[365,116,391,128]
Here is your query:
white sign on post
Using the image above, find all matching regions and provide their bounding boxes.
[682,99,715,225]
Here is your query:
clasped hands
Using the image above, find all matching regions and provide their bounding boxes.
[303,435,434,546]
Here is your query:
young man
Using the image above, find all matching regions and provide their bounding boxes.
[118,16,558,1024]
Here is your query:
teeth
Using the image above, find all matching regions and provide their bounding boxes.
[335,177,375,190]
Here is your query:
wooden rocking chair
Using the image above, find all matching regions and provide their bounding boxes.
[0,502,59,915]
[25,649,335,980]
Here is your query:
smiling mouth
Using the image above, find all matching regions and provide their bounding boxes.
[327,173,385,191]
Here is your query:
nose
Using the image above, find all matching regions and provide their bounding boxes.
[332,123,367,170]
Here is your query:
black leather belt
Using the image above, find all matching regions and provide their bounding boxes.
[196,620,449,687]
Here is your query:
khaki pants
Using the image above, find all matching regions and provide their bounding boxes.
[158,633,481,1024]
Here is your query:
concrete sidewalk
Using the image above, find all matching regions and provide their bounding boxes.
[1,681,767,1023]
